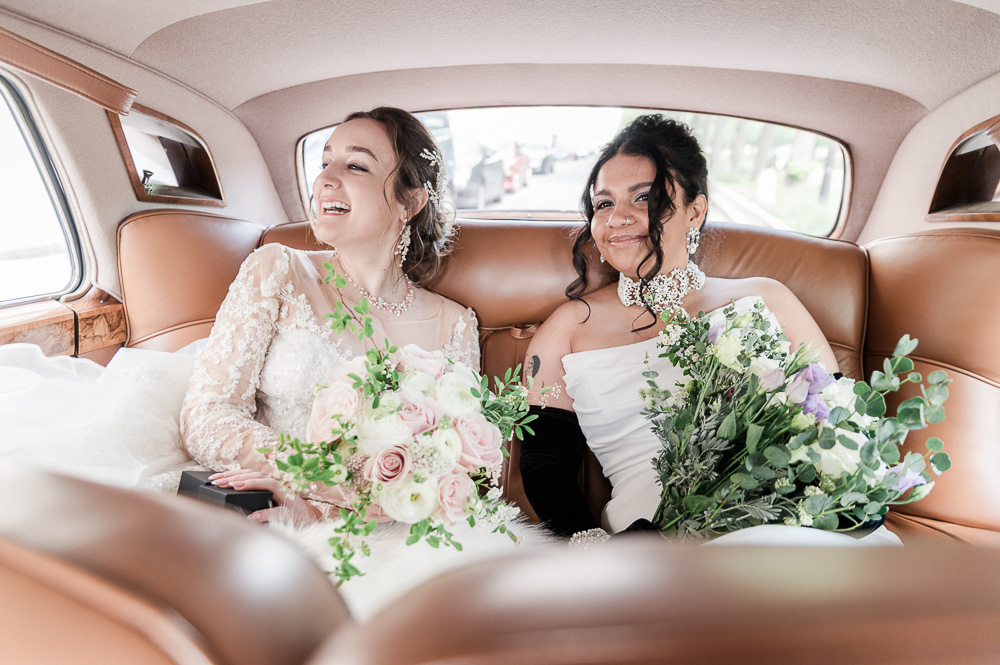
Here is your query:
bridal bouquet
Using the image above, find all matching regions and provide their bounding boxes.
[262,265,533,583]
[641,298,951,540]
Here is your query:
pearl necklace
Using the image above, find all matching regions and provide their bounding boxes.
[617,261,705,314]
[342,271,414,317]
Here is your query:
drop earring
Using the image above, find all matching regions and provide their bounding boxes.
[599,253,606,263]
[394,219,411,268]
[686,227,701,255]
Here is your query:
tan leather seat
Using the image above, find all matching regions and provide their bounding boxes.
[308,538,1000,665]
[118,210,265,351]
[0,461,350,665]
[865,229,1000,545]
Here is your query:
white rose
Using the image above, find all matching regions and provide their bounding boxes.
[377,477,440,523]
[370,391,402,417]
[435,367,483,417]
[430,427,463,468]
[399,369,437,397]
[355,404,412,457]
[747,356,780,378]
[325,355,369,386]
[820,377,876,428]
[790,430,864,478]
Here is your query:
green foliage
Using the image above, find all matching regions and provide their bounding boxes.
[647,302,952,541]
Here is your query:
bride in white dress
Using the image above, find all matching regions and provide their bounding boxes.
[179,107,480,523]
[521,114,899,547]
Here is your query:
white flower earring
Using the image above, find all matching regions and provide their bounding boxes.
[395,219,411,267]
[686,227,701,255]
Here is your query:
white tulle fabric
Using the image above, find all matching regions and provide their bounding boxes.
[0,343,206,490]
[562,295,901,546]
[179,244,480,516]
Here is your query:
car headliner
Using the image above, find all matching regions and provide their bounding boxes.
[0,0,998,262]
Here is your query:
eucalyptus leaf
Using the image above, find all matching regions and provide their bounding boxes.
[746,423,764,452]
[928,370,949,385]
[763,445,791,468]
[892,334,918,358]
[925,404,945,424]
[925,437,944,452]
[812,513,838,531]
[931,452,952,474]
[804,493,832,515]
[682,494,718,513]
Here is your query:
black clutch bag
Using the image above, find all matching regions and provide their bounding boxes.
[177,470,274,516]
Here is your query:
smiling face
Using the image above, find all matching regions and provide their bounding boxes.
[590,152,706,280]
[311,118,408,252]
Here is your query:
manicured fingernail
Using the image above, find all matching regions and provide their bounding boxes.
[233,481,245,488]
[208,473,221,480]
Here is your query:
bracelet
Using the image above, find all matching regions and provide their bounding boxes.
[568,527,611,548]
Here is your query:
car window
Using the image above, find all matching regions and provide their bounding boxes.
[0,74,80,305]
[299,107,848,237]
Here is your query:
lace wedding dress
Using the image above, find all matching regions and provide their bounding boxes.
[561,296,901,547]
[180,244,480,516]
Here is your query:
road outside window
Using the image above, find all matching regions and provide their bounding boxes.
[0,78,77,304]
[300,107,847,237]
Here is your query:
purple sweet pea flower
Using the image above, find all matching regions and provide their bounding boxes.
[889,464,927,493]
[786,364,835,404]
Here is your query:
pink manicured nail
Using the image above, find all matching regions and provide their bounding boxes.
[208,472,221,480]
[233,481,245,488]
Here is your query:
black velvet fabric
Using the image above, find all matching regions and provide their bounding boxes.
[518,405,600,537]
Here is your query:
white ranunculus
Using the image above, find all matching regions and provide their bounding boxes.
[378,477,440,523]
[369,391,402,417]
[430,426,463,467]
[355,406,412,457]
[399,369,437,397]
[435,367,483,417]
[820,377,875,428]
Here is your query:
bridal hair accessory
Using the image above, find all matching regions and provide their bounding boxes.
[617,261,706,314]
[342,268,414,316]
[686,227,701,255]
[569,528,611,548]
[420,148,447,209]
[395,219,411,267]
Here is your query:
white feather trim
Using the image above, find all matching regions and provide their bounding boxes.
[269,517,557,621]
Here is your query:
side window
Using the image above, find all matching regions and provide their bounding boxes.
[0,74,80,305]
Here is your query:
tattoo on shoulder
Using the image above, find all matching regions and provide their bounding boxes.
[528,354,541,378]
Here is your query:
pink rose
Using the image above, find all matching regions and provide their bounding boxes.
[364,445,411,485]
[453,412,504,471]
[438,472,476,522]
[396,344,447,378]
[325,355,368,386]
[398,390,442,435]
[306,381,361,443]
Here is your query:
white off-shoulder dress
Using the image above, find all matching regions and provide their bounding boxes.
[562,296,901,546]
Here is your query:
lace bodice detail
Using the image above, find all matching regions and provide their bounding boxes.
[561,296,776,533]
[180,244,480,510]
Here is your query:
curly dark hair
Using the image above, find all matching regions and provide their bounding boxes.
[342,107,454,287]
[567,114,710,329]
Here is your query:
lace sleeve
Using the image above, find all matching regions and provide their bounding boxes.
[442,306,481,370]
[179,245,289,474]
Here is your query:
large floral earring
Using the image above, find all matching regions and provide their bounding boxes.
[686,227,701,255]
[394,219,411,268]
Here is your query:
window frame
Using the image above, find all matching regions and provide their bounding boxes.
[107,103,226,207]
[0,72,83,309]
[294,106,853,238]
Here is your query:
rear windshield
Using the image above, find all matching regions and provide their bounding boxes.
[300,107,848,237]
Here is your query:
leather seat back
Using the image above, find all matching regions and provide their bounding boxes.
[118,210,265,351]
[865,229,1000,543]
[0,462,350,665]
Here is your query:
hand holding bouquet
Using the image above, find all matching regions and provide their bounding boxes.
[261,264,534,583]
[642,297,951,540]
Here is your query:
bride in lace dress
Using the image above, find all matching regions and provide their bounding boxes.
[180,107,480,523]
[519,115,900,547]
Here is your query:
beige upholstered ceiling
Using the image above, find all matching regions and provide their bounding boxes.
[2,0,999,112]
[3,0,999,238]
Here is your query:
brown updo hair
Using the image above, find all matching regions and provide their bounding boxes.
[342,106,455,287]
